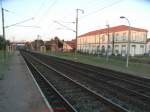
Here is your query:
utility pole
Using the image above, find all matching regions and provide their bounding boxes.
[106,24,110,61]
[75,9,78,56]
[1,7,6,60]
[36,35,40,51]
[75,9,84,56]
[120,16,131,67]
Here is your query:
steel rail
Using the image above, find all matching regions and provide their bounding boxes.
[25,51,150,105]
[29,52,150,102]
[49,55,150,86]
[45,55,150,94]
[22,53,78,112]
[22,51,129,112]
[45,58,150,104]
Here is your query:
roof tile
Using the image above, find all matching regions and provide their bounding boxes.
[79,25,148,37]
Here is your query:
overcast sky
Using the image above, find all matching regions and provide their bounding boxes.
[0,0,150,42]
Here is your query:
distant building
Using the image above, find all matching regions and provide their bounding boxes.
[31,40,44,51]
[63,39,75,52]
[146,38,150,54]
[44,37,63,52]
[77,25,148,56]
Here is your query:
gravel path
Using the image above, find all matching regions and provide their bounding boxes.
[0,51,48,112]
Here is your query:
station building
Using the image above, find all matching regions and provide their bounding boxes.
[63,39,75,52]
[77,25,148,56]
[146,38,150,54]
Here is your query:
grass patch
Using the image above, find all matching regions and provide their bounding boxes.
[131,56,150,61]
[0,51,13,79]
[45,51,150,78]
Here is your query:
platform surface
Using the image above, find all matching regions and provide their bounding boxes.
[0,51,49,112]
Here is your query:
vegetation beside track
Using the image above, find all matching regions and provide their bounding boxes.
[45,51,150,78]
[0,51,13,79]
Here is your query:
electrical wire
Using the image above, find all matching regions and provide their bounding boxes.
[34,0,49,18]
[53,20,75,32]
[53,0,121,31]
[14,25,40,28]
[80,0,124,19]
[35,0,58,25]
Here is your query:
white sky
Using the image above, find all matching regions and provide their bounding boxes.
[0,0,150,42]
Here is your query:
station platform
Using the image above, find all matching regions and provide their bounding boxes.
[0,51,49,112]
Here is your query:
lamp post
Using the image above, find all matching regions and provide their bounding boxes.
[106,24,110,61]
[75,9,84,56]
[120,16,131,67]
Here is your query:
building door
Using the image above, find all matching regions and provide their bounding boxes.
[140,45,144,55]
[101,45,105,55]
[121,45,126,57]
[114,45,119,56]
[131,45,136,56]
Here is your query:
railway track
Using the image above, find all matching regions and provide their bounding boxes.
[21,51,128,112]
[56,57,150,87]
[30,52,150,97]
[33,52,150,87]
[44,56,150,97]
[23,56,77,112]
[23,50,150,112]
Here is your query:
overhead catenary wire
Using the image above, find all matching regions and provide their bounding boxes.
[13,25,40,28]
[29,0,58,38]
[51,0,123,36]
[56,0,116,24]
[53,20,75,32]
[80,0,124,19]
[35,0,58,26]
[33,0,49,18]
[5,17,34,28]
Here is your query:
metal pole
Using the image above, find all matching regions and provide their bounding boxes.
[75,9,84,56]
[98,34,100,56]
[106,24,110,61]
[120,16,131,67]
[75,9,78,56]
[112,33,115,55]
[2,7,6,60]
[123,18,131,68]
[126,22,131,67]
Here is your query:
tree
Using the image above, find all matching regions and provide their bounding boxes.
[6,40,10,46]
[54,36,63,48]
[0,35,6,50]
[31,39,44,50]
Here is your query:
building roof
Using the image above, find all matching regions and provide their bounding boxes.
[79,25,148,38]
[64,39,76,49]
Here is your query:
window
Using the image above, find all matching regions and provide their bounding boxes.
[143,33,146,42]
[140,45,144,48]
[140,32,144,42]
[131,32,136,42]
[140,45,144,54]
[122,45,126,50]
[107,45,111,53]
[115,33,119,41]
[109,33,112,42]
[96,35,99,43]
[122,33,126,41]
[115,45,119,49]
[102,35,105,42]
[144,33,146,38]
[101,45,105,54]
